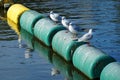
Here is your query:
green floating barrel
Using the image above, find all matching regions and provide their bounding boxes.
[73,44,116,79]
[52,30,86,61]
[100,62,120,80]
[34,18,66,46]
[20,10,46,34]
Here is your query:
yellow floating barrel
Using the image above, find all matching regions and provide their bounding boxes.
[7,4,29,24]
[52,30,86,61]
[100,62,120,80]
[72,44,116,79]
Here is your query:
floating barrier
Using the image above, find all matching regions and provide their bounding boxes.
[6,4,119,79]
[20,10,46,34]
[52,30,86,61]
[34,18,66,46]
[7,4,29,24]
[100,62,120,80]
[73,44,116,79]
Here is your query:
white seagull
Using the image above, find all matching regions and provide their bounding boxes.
[69,22,81,35]
[49,11,61,22]
[61,16,70,29]
[78,29,93,42]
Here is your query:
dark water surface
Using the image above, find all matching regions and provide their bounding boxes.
[0,0,120,80]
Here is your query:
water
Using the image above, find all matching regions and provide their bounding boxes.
[0,0,120,80]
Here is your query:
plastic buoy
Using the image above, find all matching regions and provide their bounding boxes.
[34,18,66,46]
[7,4,29,24]
[20,10,46,34]
[73,44,116,79]
[100,62,120,80]
[52,30,86,61]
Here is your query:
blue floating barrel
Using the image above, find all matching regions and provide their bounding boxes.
[52,30,86,61]
[20,10,46,34]
[100,62,120,80]
[72,44,116,79]
[34,18,66,46]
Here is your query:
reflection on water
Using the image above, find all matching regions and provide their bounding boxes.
[1,0,120,80]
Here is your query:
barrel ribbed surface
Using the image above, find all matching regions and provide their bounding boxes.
[34,18,66,46]
[52,30,86,61]
[100,62,120,80]
[20,10,46,34]
[73,44,116,79]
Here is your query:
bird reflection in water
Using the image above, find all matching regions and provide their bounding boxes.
[18,35,22,48]
[24,47,33,59]
[51,67,60,76]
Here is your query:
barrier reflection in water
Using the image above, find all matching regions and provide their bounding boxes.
[7,18,22,48]
[20,28,34,50]
[52,53,72,80]
[34,38,53,63]
[52,53,91,80]
[20,28,35,59]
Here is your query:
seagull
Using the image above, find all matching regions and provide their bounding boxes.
[49,11,61,22]
[78,29,93,42]
[68,22,81,36]
[61,16,70,29]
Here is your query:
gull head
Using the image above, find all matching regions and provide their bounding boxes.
[89,29,92,34]
[50,11,53,14]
